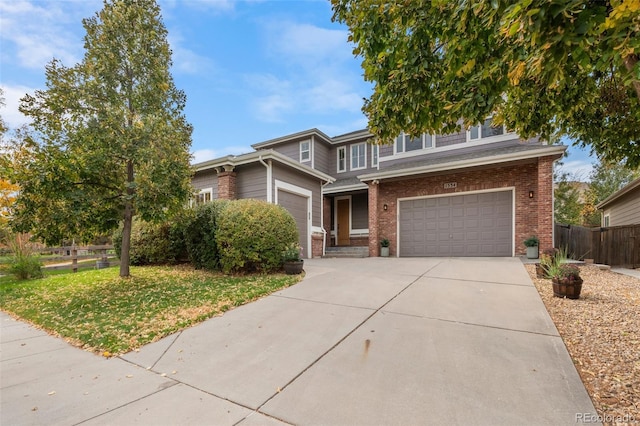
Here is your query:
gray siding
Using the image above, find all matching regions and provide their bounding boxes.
[435,131,466,147]
[351,192,368,229]
[192,169,218,198]
[236,164,267,200]
[272,142,302,163]
[313,138,331,174]
[272,164,322,228]
[607,193,640,226]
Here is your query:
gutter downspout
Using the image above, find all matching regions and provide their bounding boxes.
[321,179,332,257]
[259,155,273,203]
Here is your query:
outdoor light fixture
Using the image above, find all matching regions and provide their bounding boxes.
[383,204,388,211]
[529,191,535,199]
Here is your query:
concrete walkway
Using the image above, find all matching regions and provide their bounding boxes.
[1,257,599,425]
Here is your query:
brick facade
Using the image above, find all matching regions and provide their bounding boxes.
[312,233,324,258]
[366,159,554,257]
[217,171,236,200]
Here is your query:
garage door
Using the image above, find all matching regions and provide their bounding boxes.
[399,191,512,257]
[277,189,309,259]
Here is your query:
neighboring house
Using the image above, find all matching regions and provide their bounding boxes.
[597,177,640,227]
[192,119,566,258]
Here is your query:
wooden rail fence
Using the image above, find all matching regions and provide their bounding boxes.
[555,223,640,268]
[34,244,116,272]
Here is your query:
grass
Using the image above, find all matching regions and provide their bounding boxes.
[0,265,302,355]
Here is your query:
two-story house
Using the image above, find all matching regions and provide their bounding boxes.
[192,120,566,259]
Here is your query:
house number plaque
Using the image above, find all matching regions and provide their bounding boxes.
[443,182,457,189]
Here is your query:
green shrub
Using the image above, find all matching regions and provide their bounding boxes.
[4,233,43,280]
[113,217,188,266]
[182,200,229,270]
[216,199,298,274]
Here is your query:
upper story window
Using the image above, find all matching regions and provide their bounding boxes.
[468,117,506,141]
[337,146,346,173]
[395,132,433,154]
[371,144,379,167]
[351,143,366,170]
[300,140,310,162]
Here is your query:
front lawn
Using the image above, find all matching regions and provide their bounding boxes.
[0,265,302,355]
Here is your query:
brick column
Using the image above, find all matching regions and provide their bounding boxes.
[368,180,379,257]
[217,168,236,200]
[537,156,555,253]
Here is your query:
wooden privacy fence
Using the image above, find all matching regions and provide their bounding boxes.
[555,223,640,268]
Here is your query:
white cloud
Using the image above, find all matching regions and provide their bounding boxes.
[245,19,367,124]
[191,145,252,163]
[268,22,351,65]
[168,32,214,75]
[557,160,593,181]
[0,84,36,129]
[0,1,100,70]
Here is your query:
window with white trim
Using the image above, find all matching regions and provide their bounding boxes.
[395,132,433,154]
[468,117,505,141]
[193,188,213,206]
[300,140,310,162]
[337,146,346,173]
[371,144,379,167]
[603,213,610,227]
[351,143,366,170]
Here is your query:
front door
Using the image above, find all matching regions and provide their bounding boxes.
[337,198,350,246]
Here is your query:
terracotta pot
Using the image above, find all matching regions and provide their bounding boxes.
[552,277,583,299]
[283,260,304,275]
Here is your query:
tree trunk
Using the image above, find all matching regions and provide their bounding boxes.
[119,160,135,278]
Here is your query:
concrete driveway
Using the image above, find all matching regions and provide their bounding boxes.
[1,257,599,425]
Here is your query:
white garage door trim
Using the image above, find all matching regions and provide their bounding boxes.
[275,179,312,258]
[397,187,516,257]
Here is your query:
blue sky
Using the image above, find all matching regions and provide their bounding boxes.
[0,0,594,178]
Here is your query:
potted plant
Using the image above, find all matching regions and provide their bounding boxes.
[524,235,539,259]
[550,263,583,299]
[380,238,390,257]
[282,243,303,275]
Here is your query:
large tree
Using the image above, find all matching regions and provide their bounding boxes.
[13,0,192,277]
[332,0,640,167]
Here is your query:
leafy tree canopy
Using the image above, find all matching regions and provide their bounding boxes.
[332,0,640,167]
[11,0,193,276]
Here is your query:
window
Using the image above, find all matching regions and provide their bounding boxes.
[300,140,310,162]
[395,132,433,154]
[469,117,505,141]
[351,143,366,170]
[603,214,610,227]
[337,146,346,173]
[193,188,212,206]
[371,144,379,167]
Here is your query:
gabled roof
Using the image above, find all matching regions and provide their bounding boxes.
[323,177,368,194]
[331,128,372,144]
[358,144,566,181]
[251,128,333,149]
[192,149,335,183]
[597,176,640,210]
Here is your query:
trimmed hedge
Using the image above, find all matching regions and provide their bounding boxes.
[216,199,298,273]
[182,200,229,270]
[113,217,187,266]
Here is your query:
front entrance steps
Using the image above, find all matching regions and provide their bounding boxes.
[323,246,369,258]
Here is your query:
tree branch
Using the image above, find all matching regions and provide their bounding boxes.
[623,54,640,101]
